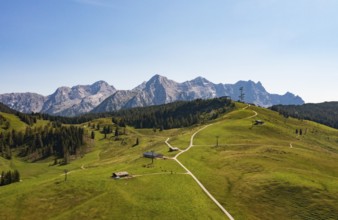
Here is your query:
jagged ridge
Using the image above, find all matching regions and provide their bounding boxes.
[0,75,304,116]
[93,75,304,113]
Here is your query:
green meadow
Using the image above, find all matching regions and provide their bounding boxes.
[179,105,338,219]
[1,104,338,219]
[0,112,27,132]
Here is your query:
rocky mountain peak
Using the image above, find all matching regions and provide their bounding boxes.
[39,81,117,116]
[90,80,115,94]
[146,74,170,86]
[132,81,147,92]
[55,86,71,94]
[145,75,178,94]
[190,76,211,86]
[0,92,46,113]
[284,92,294,96]
[0,74,305,116]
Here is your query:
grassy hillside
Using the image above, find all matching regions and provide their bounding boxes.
[179,105,338,219]
[0,112,27,131]
[0,112,49,132]
[0,118,225,219]
[1,103,338,219]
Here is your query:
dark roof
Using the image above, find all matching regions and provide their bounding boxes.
[143,152,163,158]
[254,120,264,125]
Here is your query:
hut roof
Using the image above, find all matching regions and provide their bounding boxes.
[113,171,129,177]
[143,152,163,158]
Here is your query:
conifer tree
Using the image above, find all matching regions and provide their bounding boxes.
[0,171,5,185]
[12,170,20,182]
[115,127,119,137]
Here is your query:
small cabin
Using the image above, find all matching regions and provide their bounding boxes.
[143,152,163,159]
[112,171,129,178]
[169,147,179,152]
[254,120,264,125]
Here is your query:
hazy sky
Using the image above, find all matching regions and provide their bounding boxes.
[1,0,338,103]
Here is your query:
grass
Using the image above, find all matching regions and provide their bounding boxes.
[0,119,225,219]
[1,103,338,219]
[0,112,27,131]
[178,105,338,219]
[33,118,51,128]
[0,166,225,220]
[0,126,223,219]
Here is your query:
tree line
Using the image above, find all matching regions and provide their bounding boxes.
[0,125,84,163]
[270,102,338,129]
[111,97,234,129]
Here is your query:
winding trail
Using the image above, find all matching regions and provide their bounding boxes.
[246,110,258,119]
[165,105,259,219]
[167,125,235,220]
[165,138,182,151]
[242,104,257,119]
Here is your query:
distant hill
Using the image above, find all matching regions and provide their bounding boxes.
[270,102,338,129]
[0,75,304,117]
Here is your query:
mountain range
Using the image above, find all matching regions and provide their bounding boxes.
[0,74,304,116]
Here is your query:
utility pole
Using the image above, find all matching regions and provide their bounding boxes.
[239,87,245,102]
[64,169,68,182]
[216,136,219,147]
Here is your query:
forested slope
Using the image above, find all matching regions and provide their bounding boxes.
[270,102,338,129]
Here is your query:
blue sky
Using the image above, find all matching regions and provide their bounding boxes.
[1,0,338,103]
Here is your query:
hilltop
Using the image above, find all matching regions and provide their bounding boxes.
[0,101,337,219]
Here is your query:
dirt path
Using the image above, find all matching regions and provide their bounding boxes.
[165,138,182,151]
[167,125,234,220]
[173,125,211,159]
[165,105,257,219]
[164,105,301,219]
[247,110,258,119]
